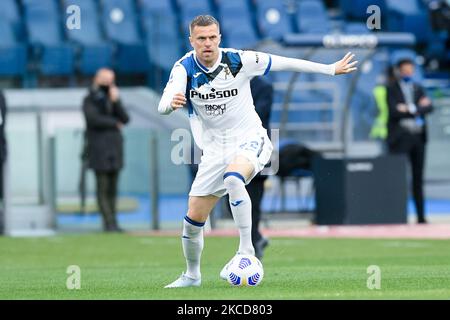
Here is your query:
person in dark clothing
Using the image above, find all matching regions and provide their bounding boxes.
[247,76,273,259]
[386,59,433,224]
[0,91,7,234]
[82,68,130,232]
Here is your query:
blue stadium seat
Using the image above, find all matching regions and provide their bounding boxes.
[143,14,183,70]
[24,0,63,45]
[64,0,113,75]
[102,0,150,73]
[0,19,27,77]
[102,0,141,44]
[1,0,24,40]
[140,0,182,69]
[177,0,214,33]
[217,0,249,12]
[222,20,259,49]
[339,0,386,20]
[296,0,331,34]
[344,22,371,34]
[385,0,433,44]
[255,0,293,40]
[216,0,259,48]
[139,0,173,14]
[23,0,75,75]
[225,30,259,49]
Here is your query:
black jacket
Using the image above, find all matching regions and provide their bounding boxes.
[82,87,130,171]
[386,80,433,147]
[251,76,273,134]
[0,91,7,163]
[250,76,273,181]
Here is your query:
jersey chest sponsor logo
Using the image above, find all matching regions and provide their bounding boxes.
[190,89,238,100]
[205,103,226,116]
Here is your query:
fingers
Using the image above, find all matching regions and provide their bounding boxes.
[344,53,356,64]
[342,51,353,62]
[171,92,187,109]
[347,61,358,68]
[339,54,358,73]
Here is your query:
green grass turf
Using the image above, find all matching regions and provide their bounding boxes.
[1,233,450,299]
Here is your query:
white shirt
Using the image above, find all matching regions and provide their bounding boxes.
[158,48,335,150]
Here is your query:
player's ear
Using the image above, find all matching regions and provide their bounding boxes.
[218,33,222,46]
[189,35,193,48]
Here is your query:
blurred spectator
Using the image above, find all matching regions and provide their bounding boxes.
[248,76,273,260]
[82,68,130,232]
[370,66,396,143]
[0,90,7,234]
[428,0,450,31]
[387,59,434,224]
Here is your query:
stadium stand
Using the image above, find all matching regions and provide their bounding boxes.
[139,0,183,71]
[344,22,371,34]
[0,18,28,78]
[0,0,446,103]
[64,0,113,75]
[101,0,150,74]
[2,0,24,40]
[339,0,387,20]
[296,0,332,34]
[216,0,259,49]
[23,0,75,76]
[385,0,433,44]
[254,0,294,40]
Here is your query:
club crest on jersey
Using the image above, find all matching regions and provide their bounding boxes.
[205,103,226,116]
[224,66,231,79]
[190,89,238,100]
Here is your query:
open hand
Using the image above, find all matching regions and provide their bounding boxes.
[334,52,358,75]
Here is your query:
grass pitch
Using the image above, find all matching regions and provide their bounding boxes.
[0,233,449,299]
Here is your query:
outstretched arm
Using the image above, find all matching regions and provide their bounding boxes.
[270,52,358,76]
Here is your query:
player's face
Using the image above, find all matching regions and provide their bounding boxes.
[190,24,221,67]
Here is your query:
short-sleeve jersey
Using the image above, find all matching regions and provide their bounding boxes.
[169,48,272,149]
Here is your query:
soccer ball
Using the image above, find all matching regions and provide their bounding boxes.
[225,254,264,287]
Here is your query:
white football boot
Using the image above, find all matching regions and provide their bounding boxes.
[164,272,201,288]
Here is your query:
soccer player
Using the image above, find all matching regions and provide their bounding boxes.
[159,15,357,288]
